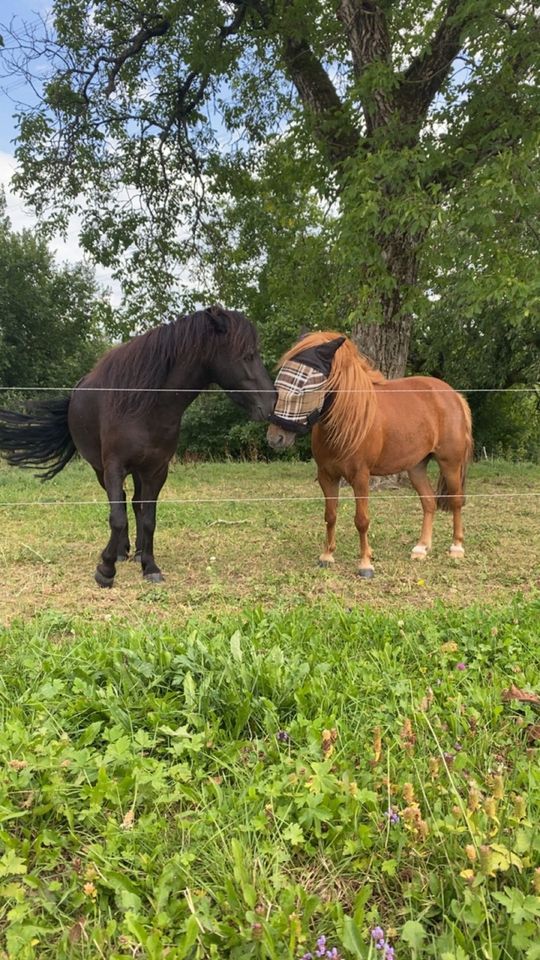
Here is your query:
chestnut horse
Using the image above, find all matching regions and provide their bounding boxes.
[0,305,276,587]
[267,332,473,577]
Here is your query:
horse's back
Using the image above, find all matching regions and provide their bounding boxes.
[367,376,470,473]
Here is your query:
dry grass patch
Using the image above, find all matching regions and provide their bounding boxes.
[0,458,538,625]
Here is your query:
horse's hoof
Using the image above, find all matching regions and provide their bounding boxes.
[411,545,428,560]
[357,567,375,579]
[318,560,334,568]
[131,552,142,564]
[95,570,114,588]
[144,572,165,583]
[116,554,129,562]
[449,545,465,559]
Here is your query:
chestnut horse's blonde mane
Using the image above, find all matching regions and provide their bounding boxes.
[280,331,385,455]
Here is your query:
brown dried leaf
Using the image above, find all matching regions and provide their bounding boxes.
[8,759,28,771]
[121,809,135,830]
[501,685,540,704]
[526,723,540,743]
[68,919,87,945]
[373,725,382,764]
[322,728,338,757]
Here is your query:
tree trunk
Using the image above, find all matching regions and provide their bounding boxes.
[355,314,412,380]
[352,230,420,379]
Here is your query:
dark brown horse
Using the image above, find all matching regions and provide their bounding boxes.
[267,332,473,577]
[0,305,276,586]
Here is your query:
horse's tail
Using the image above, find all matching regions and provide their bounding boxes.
[0,395,76,481]
[436,393,473,512]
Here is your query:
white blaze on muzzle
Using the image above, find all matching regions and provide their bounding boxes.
[269,361,328,434]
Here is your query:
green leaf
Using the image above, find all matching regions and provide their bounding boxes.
[0,850,27,877]
[230,631,243,662]
[341,915,365,957]
[283,823,305,847]
[401,920,426,953]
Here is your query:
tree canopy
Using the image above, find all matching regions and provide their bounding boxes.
[0,195,116,392]
[1,0,538,375]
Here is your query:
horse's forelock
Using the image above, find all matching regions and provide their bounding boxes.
[279,331,384,457]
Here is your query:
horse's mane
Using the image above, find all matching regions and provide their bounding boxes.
[86,306,257,414]
[281,331,385,455]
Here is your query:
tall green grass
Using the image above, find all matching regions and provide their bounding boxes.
[1,597,539,958]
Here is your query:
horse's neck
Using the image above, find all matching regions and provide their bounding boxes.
[159,359,210,414]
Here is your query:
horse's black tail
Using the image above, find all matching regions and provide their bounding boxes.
[0,395,76,481]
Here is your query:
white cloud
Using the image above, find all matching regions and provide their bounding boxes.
[0,149,121,303]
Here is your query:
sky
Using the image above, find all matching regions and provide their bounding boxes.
[0,0,119,298]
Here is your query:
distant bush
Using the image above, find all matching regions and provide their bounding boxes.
[178,391,312,461]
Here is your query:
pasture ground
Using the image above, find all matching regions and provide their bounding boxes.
[0,459,539,959]
[0,459,538,624]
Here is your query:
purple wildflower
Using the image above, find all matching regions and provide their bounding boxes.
[455,662,467,671]
[384,808,400,825]
[326,950,339,959]
[377,940,387,950]
[277,730,290,743]
[385,947,395,960]
[316,935,327,957]
[301,954,313,960]
[371,927,384,942]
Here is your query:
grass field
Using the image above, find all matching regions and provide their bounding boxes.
[0,459,539,959]
[0,459,539,624]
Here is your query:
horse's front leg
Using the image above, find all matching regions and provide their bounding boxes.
[317,469,340,567]
[351,471,374,578]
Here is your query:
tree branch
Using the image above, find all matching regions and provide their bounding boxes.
[281,35,360,166]
[336,0,394,133]
[396,0,470,125]
[430,14,539,191]
[80,16,170,103]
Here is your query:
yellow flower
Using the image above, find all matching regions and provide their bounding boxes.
[465,844,477,862]
[479,845,494,874]
[403,782,415,804]
[418,819,429,839]
[468,786,482,812]
[440,641,459,653]
[429,757,440,778]
[492,775,504,800]
[83,882,97,898]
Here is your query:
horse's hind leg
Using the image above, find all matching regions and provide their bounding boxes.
[131,471,143,564]
[317,469,340,567]
[116,489,131,561]
[139,465,168,583]
[351,470,374,579]
[408,458,436,560]
[94,467,130,562]
[95,465,128,588]
[436,459,465,558]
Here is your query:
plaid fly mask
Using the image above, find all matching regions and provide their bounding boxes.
[269,338,345,434]
[270,361,329,434]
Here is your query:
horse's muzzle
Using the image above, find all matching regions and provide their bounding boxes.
[266,424,297,450]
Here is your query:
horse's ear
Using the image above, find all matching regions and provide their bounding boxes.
[316,336,345,363]
[206,303,229,334]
